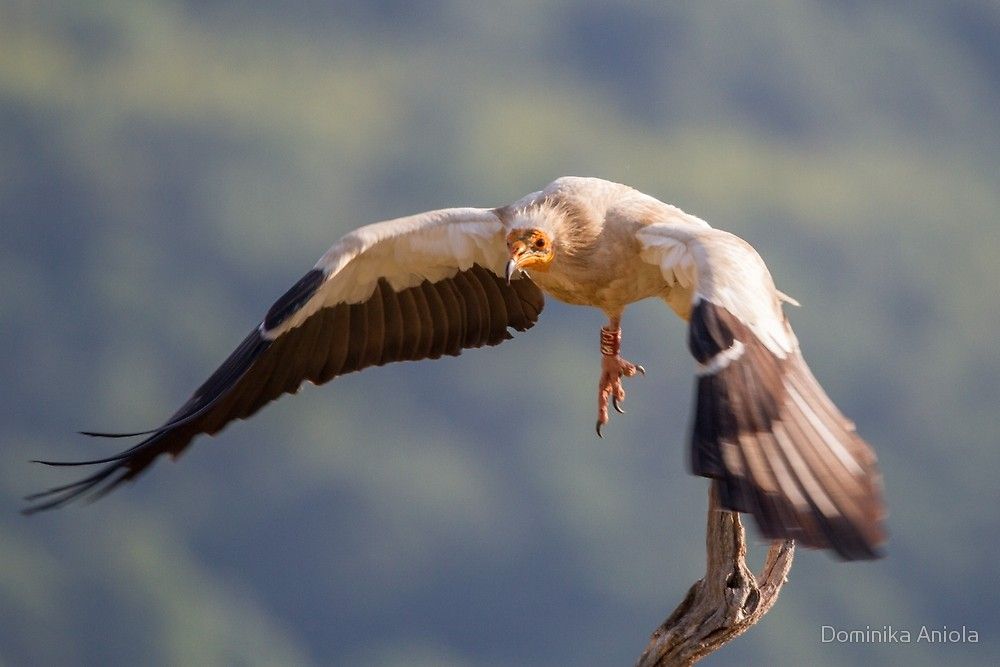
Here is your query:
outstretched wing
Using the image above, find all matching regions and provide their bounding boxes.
[26,208,544,513]
[638,223,885,560]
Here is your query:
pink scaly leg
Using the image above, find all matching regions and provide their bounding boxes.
[596,317,645,437]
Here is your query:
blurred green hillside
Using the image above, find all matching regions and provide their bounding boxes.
[2,1,998,665]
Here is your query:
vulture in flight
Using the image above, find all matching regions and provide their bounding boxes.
[26,177,885,560]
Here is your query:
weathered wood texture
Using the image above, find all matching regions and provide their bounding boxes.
[636,484,795,667]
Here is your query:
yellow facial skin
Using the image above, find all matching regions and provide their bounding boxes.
[505,229,554,282]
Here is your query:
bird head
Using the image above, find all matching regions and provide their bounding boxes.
[505,228,554,283]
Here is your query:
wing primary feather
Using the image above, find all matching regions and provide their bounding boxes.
[379,280,405,362]
[394,290,421,361]
[497,276,529,331]
[452,271,484,346]
[319,303,351,380]
[420,281,449,359]
[23,463,121,514]
[343,300,370,371]
[684,299,883,558]
[435,279,464,355]
[717,368,756,514]
[690,373,725,477]
[27,258,546,513]
[781,396,869,557]
[465,268,493,346]
[34,331,269,469]
[278,308,324,395]
[225,343,277,420]
[731,349,794,540]
[255,329,306,408]
[263,268,325,331]
[76,330,270,439]
[510,278,543,321]
[472,265,510,344]
[361,282,387,367]
[408,283,435,360]
[77,429,160,439]
[31,451,141,467]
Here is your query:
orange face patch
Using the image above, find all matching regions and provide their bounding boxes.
[507,228,554,272]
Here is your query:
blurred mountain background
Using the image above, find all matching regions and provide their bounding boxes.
[1,1,998,665]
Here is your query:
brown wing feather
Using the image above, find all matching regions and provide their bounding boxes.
[687,299,885,560]
[25,265,544,513]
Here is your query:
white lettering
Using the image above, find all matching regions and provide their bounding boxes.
[818,624,983,644]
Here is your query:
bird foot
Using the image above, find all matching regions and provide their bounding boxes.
[595,327,644,437]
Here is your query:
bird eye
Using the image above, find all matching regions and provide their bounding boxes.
[534,238,546,249]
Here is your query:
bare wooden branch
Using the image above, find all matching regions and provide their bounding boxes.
[636,484,795,667]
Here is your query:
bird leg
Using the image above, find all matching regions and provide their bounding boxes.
[596,319,644,437]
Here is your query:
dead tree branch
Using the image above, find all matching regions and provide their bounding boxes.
[636,484,795,667]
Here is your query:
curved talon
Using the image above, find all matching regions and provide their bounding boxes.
[596,347,641,437]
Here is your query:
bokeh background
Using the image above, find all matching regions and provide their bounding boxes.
[2,1,998,665]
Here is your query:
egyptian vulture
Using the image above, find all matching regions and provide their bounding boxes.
[26,177,885,560]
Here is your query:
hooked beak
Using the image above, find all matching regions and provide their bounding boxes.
[505,258,519,285]
[504,258,530,285]
[505,240,528,285]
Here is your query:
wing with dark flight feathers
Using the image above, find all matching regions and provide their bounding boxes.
[638,222,886,560]
[25,208,544,513]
